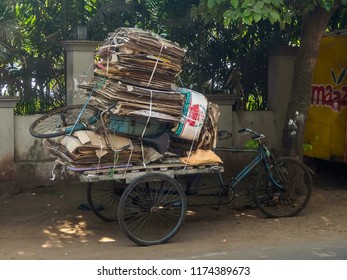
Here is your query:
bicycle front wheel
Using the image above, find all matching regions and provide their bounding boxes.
[118,173,187,246]
[29,104,99,138]
[254,156,313,218]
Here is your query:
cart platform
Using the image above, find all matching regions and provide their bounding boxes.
[75,162,224,183]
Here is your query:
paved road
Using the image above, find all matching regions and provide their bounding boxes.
[191,239,347,260]
[1,168,347,260]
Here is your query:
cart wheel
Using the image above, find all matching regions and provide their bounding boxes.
[87,180,125,222]
[29,104,99,138]
[118,173,187,246]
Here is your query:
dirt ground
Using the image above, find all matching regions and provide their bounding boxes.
[1,161,347,260]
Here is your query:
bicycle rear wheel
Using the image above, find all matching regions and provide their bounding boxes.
[254,156,313,218]
[118,173,187,246]
[29,104,99,138]
[87,180,125,222]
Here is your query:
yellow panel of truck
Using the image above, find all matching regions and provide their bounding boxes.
[304,35,347,162]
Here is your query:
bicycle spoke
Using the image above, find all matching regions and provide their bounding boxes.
[87,180,123,222]
[118,173,187,246]
[254,157,312,218]
[30,105,99,138]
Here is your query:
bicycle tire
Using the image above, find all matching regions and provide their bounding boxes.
[29,104,100,138]
[118,173,187,246]
[87,180,125,222]
[254,156,313,218]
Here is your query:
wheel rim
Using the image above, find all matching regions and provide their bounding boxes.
[255,158,312,218]
[118,174,186,245]
[30,105,99,138]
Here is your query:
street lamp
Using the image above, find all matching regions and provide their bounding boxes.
[72,24,88,40]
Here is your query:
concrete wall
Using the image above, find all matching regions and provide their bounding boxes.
[217,110,276,176]
[0,111,57,194]
[61,40,103,105]
[0,97,19,194]
[14,115,52,162]
[0,97,277,192]
[267,46,297,147]
[6,104,276,187]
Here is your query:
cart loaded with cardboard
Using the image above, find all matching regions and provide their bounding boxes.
[30,27,224,245]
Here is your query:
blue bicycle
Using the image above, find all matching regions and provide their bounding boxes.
[115,128,313,246]
[213,128,313,218]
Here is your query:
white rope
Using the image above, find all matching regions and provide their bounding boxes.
[140,90,154,168]
[49,161,58,181]
[97,136,103,171]
[183,131,200,170]
[147,40,164,87]
[181,113,205,170]
[122,147,134,180]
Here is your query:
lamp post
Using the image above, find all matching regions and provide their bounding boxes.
[72,24,88,40]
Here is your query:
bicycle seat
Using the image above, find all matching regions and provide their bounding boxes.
[141,132,170,154]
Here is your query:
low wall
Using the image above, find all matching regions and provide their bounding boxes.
[216,110,276,176]
[13,115,56,189]
[14,115,52,162]
[0,109,68,195]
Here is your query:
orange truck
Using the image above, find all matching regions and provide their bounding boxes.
[304,31,347,162]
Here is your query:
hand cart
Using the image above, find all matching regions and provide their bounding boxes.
[76,162,224,246]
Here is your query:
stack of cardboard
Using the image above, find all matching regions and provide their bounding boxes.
[45,130,164,170]
[79,77,184,122]
[45,27,221,171]
[94,27,186,90]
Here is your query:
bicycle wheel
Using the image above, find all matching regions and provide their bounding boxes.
[118,173,187,246]
[254,156,313,218]
[29,104,100,138]
[87,180,125,222]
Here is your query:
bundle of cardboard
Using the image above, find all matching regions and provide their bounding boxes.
[45,27,221,171]
[94,27,186,90]
[45,129,164,170]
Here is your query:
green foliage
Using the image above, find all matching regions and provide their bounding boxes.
[199,0,292,29]
[246,92,266,111]
[0,1,20,62]
[193,0,347,110]
[2,0,347,115]
[303,135,320,152]
[327,4,347,31]
[303,143,313,152]
[1,0,137,114]
[200,0,347,30]
[244,139,259,148]
[1,0,67,114]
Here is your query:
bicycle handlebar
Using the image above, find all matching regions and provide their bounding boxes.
[238,128,265,141]
[238,128,251,133]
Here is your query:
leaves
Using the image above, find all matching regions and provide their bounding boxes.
[207,0,289,26]
[244,139,259,148]
[318,0,335,11]
[207,0,216,8]
[253,13,262,23]
[230,0,238,9]
[268,10,280,24]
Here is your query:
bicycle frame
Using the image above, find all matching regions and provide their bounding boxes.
[214,144,283,192]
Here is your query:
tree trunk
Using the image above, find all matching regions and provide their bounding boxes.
[281,6,335,160]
